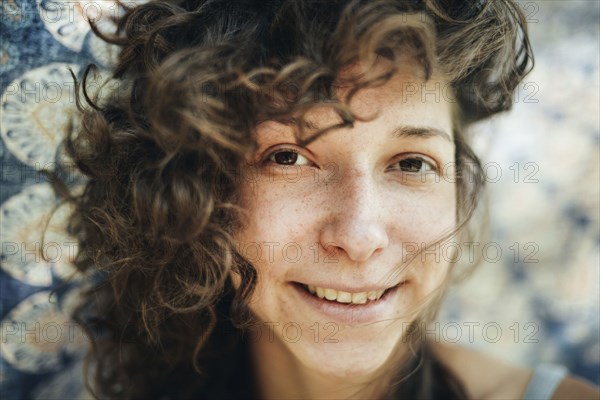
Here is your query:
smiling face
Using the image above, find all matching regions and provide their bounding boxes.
[232,63,457,390]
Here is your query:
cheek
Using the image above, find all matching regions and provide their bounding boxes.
[393,183,457,241]
[237,182,312,236]
[233,183,310,288]
[393,185,456,295]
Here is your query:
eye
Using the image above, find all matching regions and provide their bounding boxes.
[267,148,311,166]
[399,158,433,173]
[392,155,438,174]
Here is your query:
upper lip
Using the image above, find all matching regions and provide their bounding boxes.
[293,280,407,293]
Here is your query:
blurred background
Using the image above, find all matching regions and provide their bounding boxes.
[440,0,600,387]
[1,0,599,398]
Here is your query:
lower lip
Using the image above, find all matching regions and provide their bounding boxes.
[290,282,407,325]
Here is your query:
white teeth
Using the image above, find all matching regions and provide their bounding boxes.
[316,287,325,299]
[324,288,337,301]
[305,285,388,304]
[352,292,367,304]
[336,291,352,303]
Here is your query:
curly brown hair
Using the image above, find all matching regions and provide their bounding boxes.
[60,0,533,398]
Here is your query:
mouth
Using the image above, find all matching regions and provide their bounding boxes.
[290,280,408,325]
[293,281,406,305]
[292,282,406,305]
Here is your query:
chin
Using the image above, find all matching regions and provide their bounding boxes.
[292,329,402,379]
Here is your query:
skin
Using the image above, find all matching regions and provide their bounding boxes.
[231,61,600,399]
[431,342,600,400]
[232,60,458,399]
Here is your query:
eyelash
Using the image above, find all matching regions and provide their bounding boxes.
[390,154,439,174]
[263,147,311,166]
[263,148,438,174]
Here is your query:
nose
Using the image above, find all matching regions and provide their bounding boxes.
[319,168,389,263]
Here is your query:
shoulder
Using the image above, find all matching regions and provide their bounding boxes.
[428,340,533,399]
[428,341,600,399]
[550,375,600,400]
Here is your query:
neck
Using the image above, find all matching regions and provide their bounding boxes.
[249,326,411,400]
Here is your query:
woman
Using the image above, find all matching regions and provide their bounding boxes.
[63,0,599,398]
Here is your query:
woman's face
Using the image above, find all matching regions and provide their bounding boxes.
[233,64,457,381]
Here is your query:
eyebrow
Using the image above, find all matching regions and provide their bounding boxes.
[276,117,320,130]
[391,126,453,143]
[273,118,453,143]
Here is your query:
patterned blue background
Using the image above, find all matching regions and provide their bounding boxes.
[1,1,599,398]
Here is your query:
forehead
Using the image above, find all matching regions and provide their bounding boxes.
[310,66,454,137]
[257,60,455,141]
